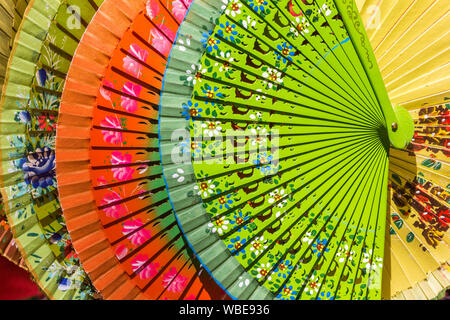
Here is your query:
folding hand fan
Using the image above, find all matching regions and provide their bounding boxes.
[357,0,450,299]
[55,0,229,300]
[0,0,105,299]
[157,0,448,300]
[0,0,29,268]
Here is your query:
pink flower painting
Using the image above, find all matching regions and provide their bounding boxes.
[172,0,193,23]
[150,25,175,56]
[123,44,149,78]
[120,82,142,113]
[122,219,151,246]
[110,151,135,181]
[131,254,159,280]
[146,0,159,19]
[162,267,188,293]
[115,244,129,260]
[100,116,123,145]
[100,80,114,102]
[101,192,126,219]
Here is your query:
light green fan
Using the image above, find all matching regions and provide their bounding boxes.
[158,0,416,300]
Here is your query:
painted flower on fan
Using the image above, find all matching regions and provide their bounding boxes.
[250,127,267,146]
[215,194,234,210]
[181,101,202,120]
[201,121,222,137]
[172,0,193,22]
[230,210,250,231]
[215,51,234,73]
[312,238,329,258]
[162,267,188,293]
[290,17,310,37]
[362,249,383,271]
[277,285,298,300]
[177,36,191,52]
[256,263,272,281]
[224,0,242,17]
[99,80,114,102]
[253,152,273,174]
[111,151,135,181]
[171,168,185,183]
[248,0,267,13]
[201,84,223,104]
[268,188,288,207]
[131,254,159,280]
[249,236,268,256]
[242,15,257,29]
[336,244,355,263]
[123,44,149,78]
[305,274,320,295]
[217,21,238,42]
[0,220,9,231]
[227,235,247,255]
[101,191,126,218]
[21,147,55,189]
[318,3,332,16]
[190,140,202,158]
[121,82,142,113]
[201,31,220,53]
[274,260,293,278]
[18,110,31,123]
[185,64,206,85]
[146,0,159,18]
[194,180,216,197]
[249,111,262,121]
[100,116,123,145]
[276,43,295,63]
[262,68,283,88]
[254,88,267,101]
[207,217,229,235]
[122,218,152,246]
[302,231,313,245]
[38,114,56,131]
[317,291,335,300]
[115,244,128,260]
[150,26,175,56]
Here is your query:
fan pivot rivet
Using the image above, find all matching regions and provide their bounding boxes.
[391,123,398,132]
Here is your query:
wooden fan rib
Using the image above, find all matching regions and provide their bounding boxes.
[388,164,449,216]
[202,133,376,218]
[383,30,449,86]
[310,0,383,116]
[265,139,383,290]
[233,137,380,268]
[224,11,380,123]
[312,144,386,299]
[270,138,384,298]
[389,179,449,245]
[342,158,386,299]
[376,2,449,73]
[203,51,382,128]
[389,190,450,263]
[371,0,434,54]
[278,0,381,115]
[389,205,442,275]
[367,0,415,49]
[194,70,378,129]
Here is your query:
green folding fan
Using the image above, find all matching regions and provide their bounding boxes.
[157,0,428,300]
[0,0,29,268]
[0,0,104,299]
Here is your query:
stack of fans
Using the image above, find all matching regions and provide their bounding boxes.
[0,0,448,300]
